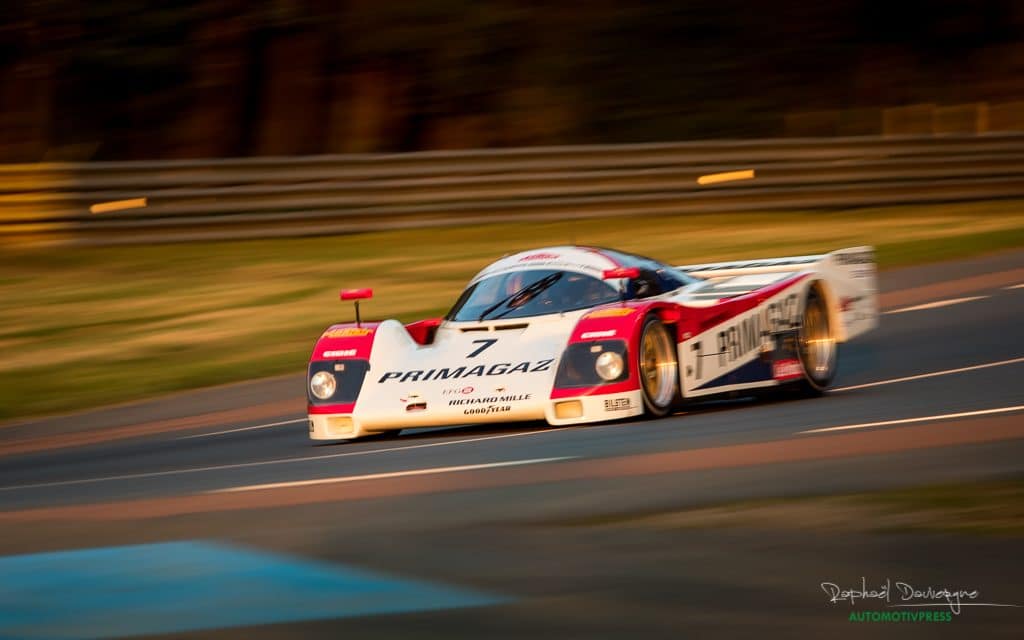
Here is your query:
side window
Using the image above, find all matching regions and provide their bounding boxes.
[633,269,664,299]
[655,268,688,293]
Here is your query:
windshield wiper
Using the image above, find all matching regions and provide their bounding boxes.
[477,272,563,322]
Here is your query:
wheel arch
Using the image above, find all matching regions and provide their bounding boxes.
[553,300,684,400]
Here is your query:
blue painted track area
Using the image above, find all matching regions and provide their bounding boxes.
[0,541,503,639]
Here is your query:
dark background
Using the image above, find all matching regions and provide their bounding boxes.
[1,0,1022,161]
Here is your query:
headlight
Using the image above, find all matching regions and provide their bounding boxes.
[594,351,624,381]
[309,371,337,399]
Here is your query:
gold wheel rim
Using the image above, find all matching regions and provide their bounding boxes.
[802,296,836,379]
[640,322,676,408]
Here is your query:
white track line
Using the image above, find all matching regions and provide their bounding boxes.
[884,295,988,315]
[798,405,1024,435]
[0,427,570,492]
[211,457,574,493]
[179,418,306,440]
[833,356,1024,392]
[1004,283,1024,290]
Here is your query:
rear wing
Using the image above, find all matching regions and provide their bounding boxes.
[678,247,878,342]
[677,254,824,278]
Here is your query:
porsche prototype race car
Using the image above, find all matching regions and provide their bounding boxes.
[307,246,877,441]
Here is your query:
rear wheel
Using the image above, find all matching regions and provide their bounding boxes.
[637,315,679,416]
[796,285,838,394]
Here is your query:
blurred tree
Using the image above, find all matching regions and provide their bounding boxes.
[0,0,1022,161]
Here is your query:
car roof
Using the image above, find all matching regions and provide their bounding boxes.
[468,246,638,284]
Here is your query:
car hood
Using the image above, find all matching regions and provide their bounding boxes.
[353,311,588,428]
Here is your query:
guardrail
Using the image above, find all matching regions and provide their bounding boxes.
[2,133,1024,245]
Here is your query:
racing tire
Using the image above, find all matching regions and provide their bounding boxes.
[637,315,680,417]
[796,284,838,395]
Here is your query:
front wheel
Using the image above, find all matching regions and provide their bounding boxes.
[796,284,838,395]
[637,315,679,417]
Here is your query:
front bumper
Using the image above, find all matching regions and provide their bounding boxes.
[309,389,645,440]
[545,390,644,425]
[308,413,373,440]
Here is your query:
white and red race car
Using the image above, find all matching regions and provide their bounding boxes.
[307,246,877,441]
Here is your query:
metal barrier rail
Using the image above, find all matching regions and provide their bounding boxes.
[2,133,1024,245]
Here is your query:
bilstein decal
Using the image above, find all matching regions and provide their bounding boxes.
[603,397,632,411]
[377,359,554,383]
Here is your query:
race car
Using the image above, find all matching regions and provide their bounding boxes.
[307,246,877,441]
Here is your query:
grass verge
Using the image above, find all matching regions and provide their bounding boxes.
[553,477,1024,537]
[2,200,1024,420]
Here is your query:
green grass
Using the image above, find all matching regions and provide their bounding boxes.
[2,200,1024,421]
[552,477,1024,538]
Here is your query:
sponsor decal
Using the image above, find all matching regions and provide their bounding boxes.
[833,250,874,266]
[467,338,497,358]
[772,358,803,381]
[716,293,799,367]
[581,329,617,339]
[519,252,561,261]
[587,307,636,318]
[377,360,554,383]
[603,397,632,412]
[322,349,357,358]
[322,327,373,339]
[441,386,476,396]
[463,405,512,415]
[839,295,863,312]
[449,394,531,406]
[688,291,801,383]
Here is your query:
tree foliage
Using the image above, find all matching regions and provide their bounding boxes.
[0,0,1021,160]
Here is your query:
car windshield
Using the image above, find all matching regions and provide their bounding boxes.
[446,269,621,322]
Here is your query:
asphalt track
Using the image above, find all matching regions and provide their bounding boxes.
[2,250,1024,638]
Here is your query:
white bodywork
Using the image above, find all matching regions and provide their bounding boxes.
[309,246,877,440]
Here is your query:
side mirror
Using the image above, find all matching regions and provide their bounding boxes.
[339,288,373,326]
[601,267,640,280]
[602,267,639,303]
[340,288,373,301]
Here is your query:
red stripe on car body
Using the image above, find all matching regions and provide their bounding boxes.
[403,317,442,345]
[676,273,810,339]
[308,403,356,414]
